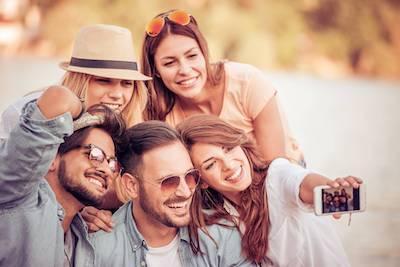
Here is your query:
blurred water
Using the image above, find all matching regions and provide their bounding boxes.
[1,58,400,267]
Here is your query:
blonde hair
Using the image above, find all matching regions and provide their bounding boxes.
[61,71,148,127]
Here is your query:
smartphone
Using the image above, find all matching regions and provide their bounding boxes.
[313,184,366,216]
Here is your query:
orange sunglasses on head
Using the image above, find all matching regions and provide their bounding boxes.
[145,10,191,37]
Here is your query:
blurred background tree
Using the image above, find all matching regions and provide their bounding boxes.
[1,0,399,79]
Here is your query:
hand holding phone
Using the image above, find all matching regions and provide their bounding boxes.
[313,176,365,216]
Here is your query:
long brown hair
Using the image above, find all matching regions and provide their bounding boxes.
[176,114,270,264]
[141,10,224,121]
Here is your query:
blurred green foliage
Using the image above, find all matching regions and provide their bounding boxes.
[33,0,400,79]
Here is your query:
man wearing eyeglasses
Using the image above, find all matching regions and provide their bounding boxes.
[89,120,255,267]
[0,86,125,266]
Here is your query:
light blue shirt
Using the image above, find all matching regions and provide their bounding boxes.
[0,101,95,267]
[90,201,256,267]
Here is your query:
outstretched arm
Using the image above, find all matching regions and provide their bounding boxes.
[300,174,363,204]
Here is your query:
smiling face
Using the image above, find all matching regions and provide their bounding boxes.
[86,76,134,112]
[189,143,252,204]
[58,128,116,206]
[135,141,195,228]
[154,34,207,100]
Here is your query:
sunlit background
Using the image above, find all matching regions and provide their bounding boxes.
[1,0,399,266]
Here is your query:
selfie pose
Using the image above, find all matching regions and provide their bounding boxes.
[0,86,125,266]
[142,9,304,165]
[177,114,362,266]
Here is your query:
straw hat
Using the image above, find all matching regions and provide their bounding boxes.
[59,24,151,81]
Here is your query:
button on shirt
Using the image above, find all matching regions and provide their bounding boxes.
[0,101,95,267]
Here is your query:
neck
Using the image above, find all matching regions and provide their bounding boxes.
[177,82,224,116]
[132,201,178,247]
[46,174,84,232]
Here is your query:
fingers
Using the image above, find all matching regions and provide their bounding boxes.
[81,206,114,233]
[329,176,363,189]
[332,213,342,220]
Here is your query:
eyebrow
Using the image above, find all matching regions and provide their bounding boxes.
[160,47,199,61]
[200,157,215,168]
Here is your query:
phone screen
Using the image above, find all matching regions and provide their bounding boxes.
[321,186,360,214]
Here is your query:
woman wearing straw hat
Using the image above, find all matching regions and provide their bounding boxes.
[0,24,151,140]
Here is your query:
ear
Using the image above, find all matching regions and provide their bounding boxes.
[200,181,209,189]
[48,155,61,172]
[121,173,140,199]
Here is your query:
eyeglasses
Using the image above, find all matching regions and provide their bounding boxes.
[145,10,191,37]
[80,144,121,175]
[142,168,200,195]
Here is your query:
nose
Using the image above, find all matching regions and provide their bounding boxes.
[107,83,124,100]
[178,61,191,75]
[95,162,114,184]
[174,177,193,198]
[222,157,235,171]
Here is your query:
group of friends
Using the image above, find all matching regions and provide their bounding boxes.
[0,9,362,267]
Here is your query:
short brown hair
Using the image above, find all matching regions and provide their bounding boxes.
[117,120,182,176]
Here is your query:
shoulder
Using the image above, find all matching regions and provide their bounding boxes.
[197,222,255,266]
[90,204,133,264]
[224,61,262,80]
[198,219,240,247]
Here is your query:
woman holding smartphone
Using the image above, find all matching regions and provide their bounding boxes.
[177,114,362,266]
[141,9,304,165]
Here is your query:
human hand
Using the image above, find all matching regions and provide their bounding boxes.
[326,176,363,220]
[326,176,363,189]
[81,206,114,233]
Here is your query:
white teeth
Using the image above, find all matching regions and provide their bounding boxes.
[167,201,187,209]
[226,167,242,181]
[88,178,103,187]
[103,103,120,110]
[178,77,197,86]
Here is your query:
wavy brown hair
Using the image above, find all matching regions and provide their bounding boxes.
[141,9,224,121]
[176,114,270,264]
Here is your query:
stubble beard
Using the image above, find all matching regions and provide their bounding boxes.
[138,182,191,228]
[58,159,104,207]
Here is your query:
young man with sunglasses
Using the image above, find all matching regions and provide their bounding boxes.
[89,120,255,266]
[0,86,125,266]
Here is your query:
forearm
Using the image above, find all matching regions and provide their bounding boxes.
[37,86,82,119]
[299,173,331,204]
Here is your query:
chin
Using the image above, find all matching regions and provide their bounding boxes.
[171,217,190,227]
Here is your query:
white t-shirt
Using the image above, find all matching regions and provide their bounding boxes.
[145,235,183,267]
[265,158,350,267]
[0,90,43,140]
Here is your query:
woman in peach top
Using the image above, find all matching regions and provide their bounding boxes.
[142,9,304,164]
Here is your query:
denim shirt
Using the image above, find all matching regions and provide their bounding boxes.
[90,201,256,267]
[0,102,95,267]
